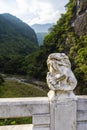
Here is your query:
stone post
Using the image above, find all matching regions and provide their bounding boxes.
[46,53,77,130]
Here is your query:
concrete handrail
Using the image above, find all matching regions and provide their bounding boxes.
[0,96,87,130]
[0,97,49,118]
[0,97,50,130]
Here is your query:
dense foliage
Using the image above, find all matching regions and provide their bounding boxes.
[24,0,87,95]
[0,74,4,85]
[0,13,38,74]
[0,0,87,95]
[24,0,77,81]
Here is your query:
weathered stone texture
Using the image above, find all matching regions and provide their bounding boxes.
[0,124,33,130]
[74,0,87,35]
[77,0,87,15]
[47,53,77,130]
[77,96,87,130]
[46,53,77,101]
[74,12,87,35]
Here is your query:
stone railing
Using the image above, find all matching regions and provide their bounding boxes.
[77,96,87,130]
[0,53,87,130]
[0,97,50,130]
[0,96,87,130]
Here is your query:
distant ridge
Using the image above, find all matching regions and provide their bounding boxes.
[31,23,54,45]
[31,23,54,33]
[0,13,38,56]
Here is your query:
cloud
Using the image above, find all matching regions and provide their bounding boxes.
[15,0,29,13]
[0,0,68,25]
[27,1,59,25]
[0,0,17,14]
[17,0,68,25]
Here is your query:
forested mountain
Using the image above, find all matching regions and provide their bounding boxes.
[0,13,38,74]
[0,13,38,56]
[24,0,87,95]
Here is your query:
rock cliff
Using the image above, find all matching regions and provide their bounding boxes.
[74,0,87,35]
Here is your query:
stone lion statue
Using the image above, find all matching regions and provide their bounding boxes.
[46,53,77,92]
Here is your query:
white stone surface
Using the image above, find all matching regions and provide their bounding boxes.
[47,53,77,101]
[77,110,87,121]
[47,53,77,92]
[77,122,87,130]
[55,101,76,130]
[0,124,33,130]
[46,53,77,130]
[0,124,50,130]
[33,126,50,130]
[77,96,87,130]
[49,99,77,130]
[77,96,87,111]
[0,97,49,118]
[0,96,87,130]
[33,114,50,125]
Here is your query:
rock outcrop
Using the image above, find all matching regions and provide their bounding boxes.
[77,0,87,15]
[74,0,87,35]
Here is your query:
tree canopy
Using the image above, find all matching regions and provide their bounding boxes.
[24,0,87,95]
[0,1,87,95]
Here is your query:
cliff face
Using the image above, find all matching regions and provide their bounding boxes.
[77,0,87,15]
[74,0,87,35]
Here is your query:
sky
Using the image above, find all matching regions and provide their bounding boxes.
[0,0,68,25]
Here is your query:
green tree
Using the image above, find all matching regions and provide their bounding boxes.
[0,74,4,85]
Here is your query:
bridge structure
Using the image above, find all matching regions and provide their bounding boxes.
[0,53,87,130]
[0,96,87,130]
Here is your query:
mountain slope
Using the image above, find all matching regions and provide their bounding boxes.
[0,13,38,56]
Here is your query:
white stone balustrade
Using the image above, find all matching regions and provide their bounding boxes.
[0,97,50,130]
[0,96,87,130]
[77,96,87,130]
[47,53,77,130]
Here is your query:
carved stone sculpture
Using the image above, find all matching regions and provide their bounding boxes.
[46,53,77,100]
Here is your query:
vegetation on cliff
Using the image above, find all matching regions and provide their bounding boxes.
[0,0,87,95]
[25,0,87,95]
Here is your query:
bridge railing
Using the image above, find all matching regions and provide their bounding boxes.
[0,96,87,130]
[77,96,87,130]
[0,97,50,130]
[0,53,87,130]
